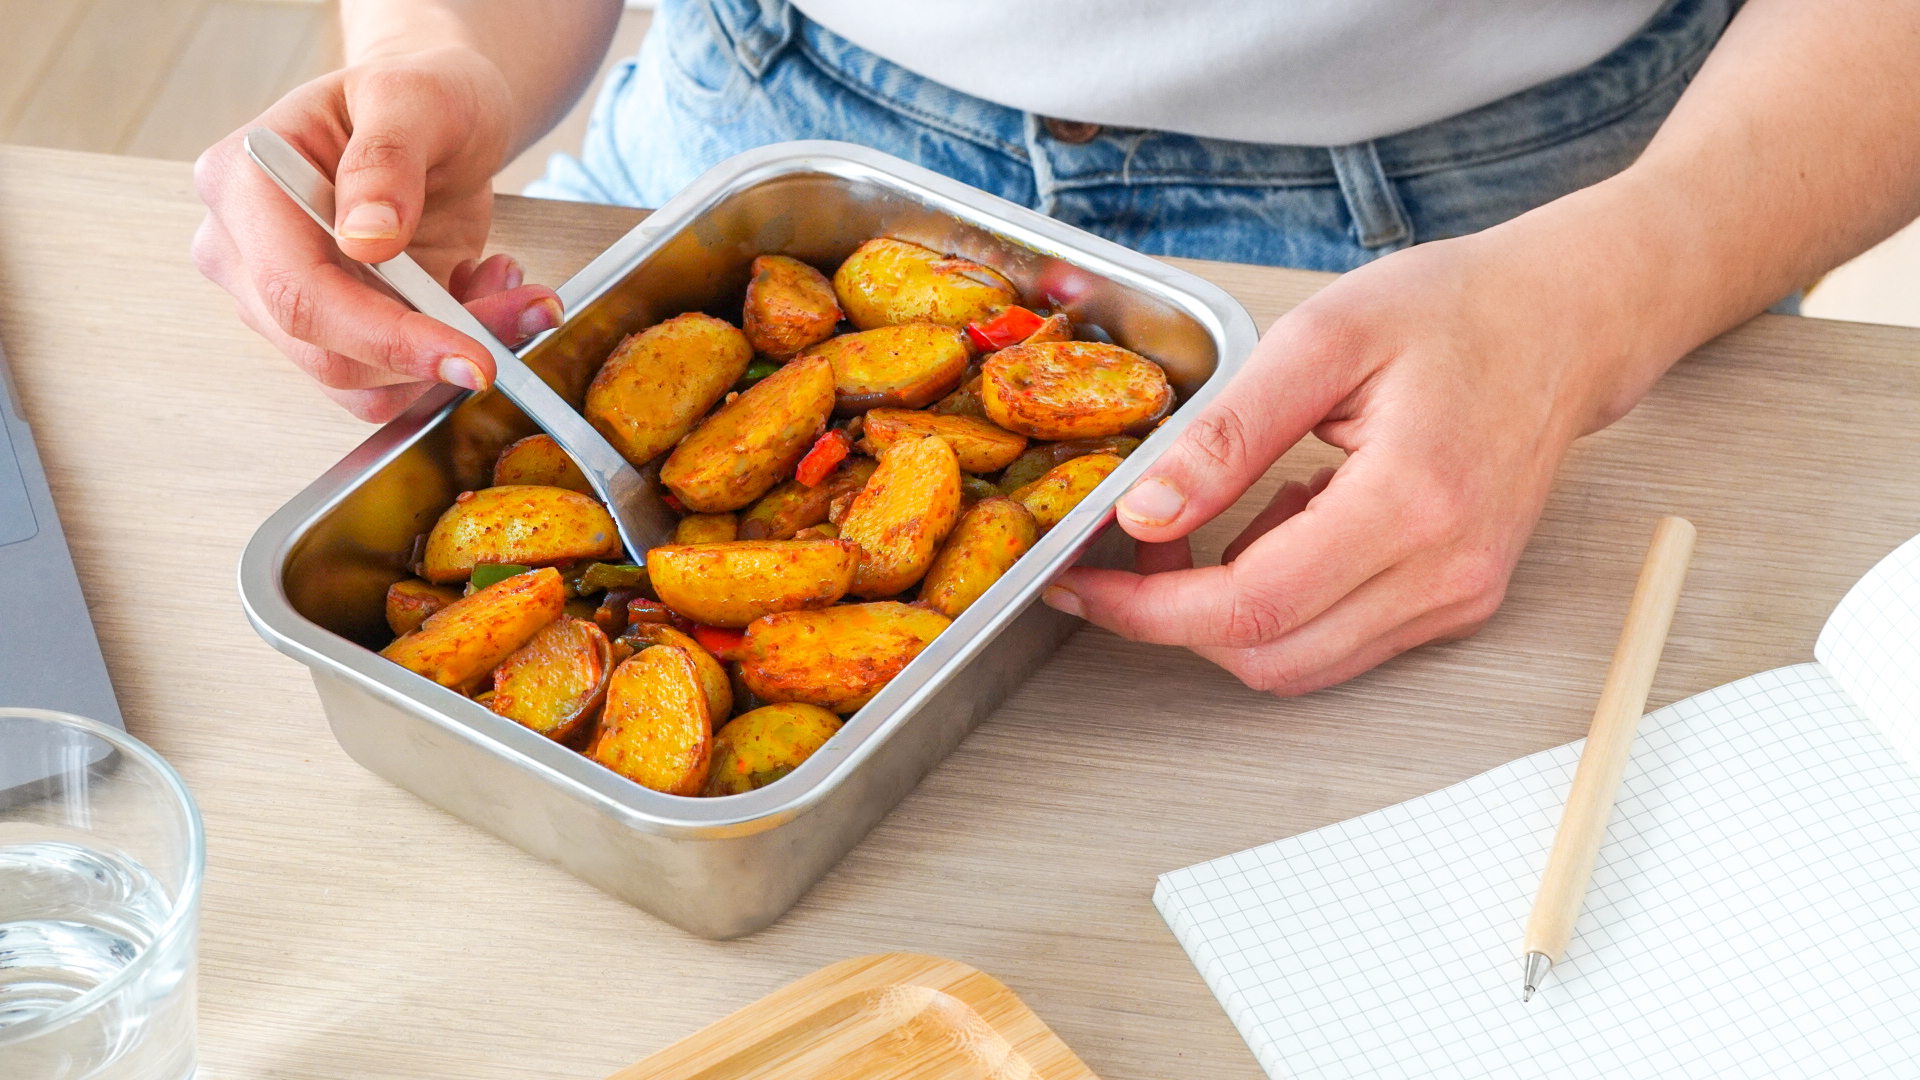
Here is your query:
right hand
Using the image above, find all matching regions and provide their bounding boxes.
[193,46,563,422]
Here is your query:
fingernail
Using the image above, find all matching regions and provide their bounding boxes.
[502,257,524,291]
[1042,585,1084,618]
[516,297,561,340]
[1117,477,1185,527]
[438,356,488,391]
[339,202,400,241]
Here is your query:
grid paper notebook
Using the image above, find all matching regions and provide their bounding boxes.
[1157,533,1920,1079]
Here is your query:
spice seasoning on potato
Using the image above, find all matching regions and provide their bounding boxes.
[620,623,733,722]
[921,498,1038,617]
[799,323,973,413]
[929,372,988,419]
[861,408,1027,473]
[584,312,752,467]
[832,238,1016,330]
[840,435,963,598]
[488,616,612,743]
[588,645,711,796]
[492,434,591,494]
[703,703,844,796]
[647,539,861,627]
[420,485,624,584]
[385,578,461,636]
[1020,312,1074,345]
[673,513,739,545]
[660,354,835,513]
[982,341,1174,440]
[737,601,952,713]
[996,435,1141,494]
[381,567,566,690]
[742,255,841,359]
[1010,452,1124,532]
[737,457,876,540]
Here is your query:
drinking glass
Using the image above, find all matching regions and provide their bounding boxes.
[0,708,202,1080]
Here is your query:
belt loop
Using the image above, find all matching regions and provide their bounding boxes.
[1021,113,1061,217]
[1328,141,1412,250]
[725,0,795,78]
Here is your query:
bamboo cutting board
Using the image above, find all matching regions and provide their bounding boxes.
[608,954,1100,1080]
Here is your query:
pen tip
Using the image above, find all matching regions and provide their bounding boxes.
[1522,985,1533,1003]
[1521,952,1551,1003]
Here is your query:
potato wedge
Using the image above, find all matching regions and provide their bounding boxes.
[647,539,860,627]
[584,312,752,467]
[982,341,1174,440]
[736,458,876,540]
[492,434,591,494]
[1021,312,1074,345]
[832,238,1016,330]
[488,616,612,742]
[920,498,1037,617]
[660,354,835,512]
[1010,452,1123,532]
[703,703,844,796]
[840,435,963,598]
[673,513,739,545]
[799,324,971,413]
[421,485,623,584]
[742,255,841,358]
[587,645,711,796]
[996,435,1140,493]
[862,408,1027,473]
[385,578,461,636]
[620,623,733,722]
[380,567,566,690]
[928,373,988,419]
[738,602,951,713]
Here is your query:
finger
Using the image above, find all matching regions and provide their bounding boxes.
[1219,466,1334,565]
[331,71,457,263]
[1202,597,1490,697]
[322,380,438,424]
[464,284,563,346]
[455,253,524,300]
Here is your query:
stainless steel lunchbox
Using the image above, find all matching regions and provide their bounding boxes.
[239,142,1258,938]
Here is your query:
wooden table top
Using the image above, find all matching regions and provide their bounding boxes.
[4,144,1918,1080]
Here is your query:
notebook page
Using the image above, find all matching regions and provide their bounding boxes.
[1817,532,1920,773]
[1157,664,1920,1080]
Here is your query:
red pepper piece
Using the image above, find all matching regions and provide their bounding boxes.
[660,492,687,514]
[795,428,852,488]
[692,624,748,661]
[964,305,1045,352]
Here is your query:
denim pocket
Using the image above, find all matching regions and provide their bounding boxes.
[659,0,754,123]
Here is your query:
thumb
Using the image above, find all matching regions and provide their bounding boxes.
[332,89,447,263]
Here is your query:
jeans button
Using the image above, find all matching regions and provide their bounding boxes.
[1042,117,1102,144]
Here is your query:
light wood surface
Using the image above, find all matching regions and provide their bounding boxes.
[1523,516,1695,984]
[609,953,1097,1080]
[4,145,1920,1080]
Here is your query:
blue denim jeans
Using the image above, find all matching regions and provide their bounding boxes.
[529,0,1730,274]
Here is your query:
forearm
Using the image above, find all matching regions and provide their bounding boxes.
[341,0,624,159]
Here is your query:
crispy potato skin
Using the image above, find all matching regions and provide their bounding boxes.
[841,435,963,598]
[381,567,566,690]
[385,578,461,636]
[647,539,860,627]
[982,341,1173,440]
[620,623,733,721]
[489,616,612,742]
[736,458,876,540]
[703,703,844,796]
[799,324,972,413]
[832,238,1016,330]
[1021,312,1073,345]
[1010,452,1123,531]
[861,408,1027,473]
[660,354,836,512]
[738,602,951,713]
[673,513,739,545]
[585,313,752,467]
[421,485,623,584]
[492,434,591,494]
[996,435,1140,494]
[742,255,841,358]
[928,372,988,419]
[920,498,1037,617]
[588,645,711,795]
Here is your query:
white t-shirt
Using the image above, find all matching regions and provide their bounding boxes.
[788,0,1669,146]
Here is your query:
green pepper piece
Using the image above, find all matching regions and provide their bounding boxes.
[738,358,781,389]
[580,562,651,593]
[469,563,531,589]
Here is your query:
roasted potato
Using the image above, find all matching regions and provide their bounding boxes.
[742,255,841,358]
[420,485,623,584]
[799,324,972,413]
[703,703,844,796]
[861,408,1027,473]
[620,623,733,721]
[381,567,566,689]
[928,372,988,419]
[996,435,1140,493]
[1010,452,1123,531]
[736,458,877,540]
[647,539,861,627]
[587,645,711,795]
[920,497,1037,617]
[737,602,951,713]
[385,578,461,636]
[673,513,739,545]
[840,435,963,598]
[584,313,752,467]
[982,341,1173,440]
[832,238,1016,330]
[488,616,612,742]
[660,354,836,512]
[492,434,591,494]
[1021,312,1074,345]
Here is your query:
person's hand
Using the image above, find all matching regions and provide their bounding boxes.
[192,46,562,422]
[1043,228,1668,695]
